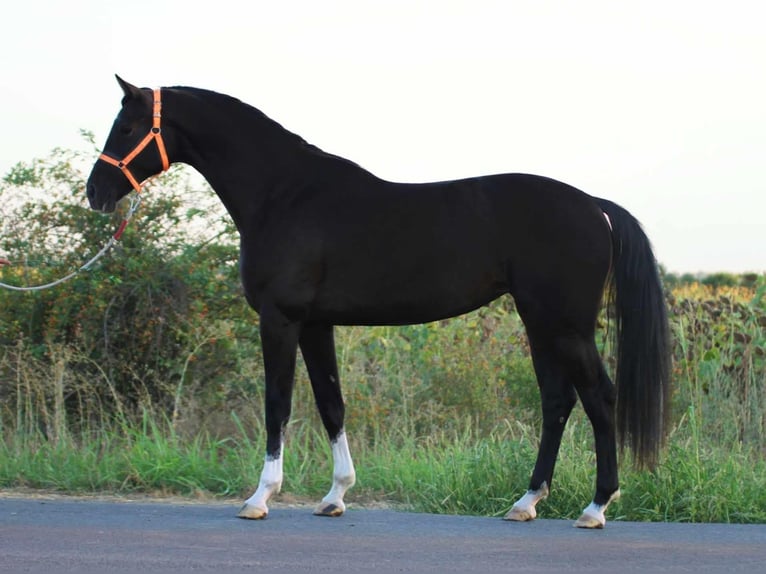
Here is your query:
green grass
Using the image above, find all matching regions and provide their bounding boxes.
[0,417,257,496]
[2,410,764,523]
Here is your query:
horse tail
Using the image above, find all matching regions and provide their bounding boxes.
[594,197,671,470]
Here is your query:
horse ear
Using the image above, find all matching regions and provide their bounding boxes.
[115,74,144,101]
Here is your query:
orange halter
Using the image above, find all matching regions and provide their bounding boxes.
[98,88,169,192]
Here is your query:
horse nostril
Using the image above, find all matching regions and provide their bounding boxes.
[87,183,100,209]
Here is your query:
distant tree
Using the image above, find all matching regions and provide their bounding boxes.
[701,272,739,290]
[680,273,698,285]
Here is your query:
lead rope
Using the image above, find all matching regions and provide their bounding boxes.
[0,192,143,292]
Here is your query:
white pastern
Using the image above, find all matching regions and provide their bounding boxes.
[237,447,284,520]
[314,430,356,517]
[574,490,621,529]
[504,482,549,521]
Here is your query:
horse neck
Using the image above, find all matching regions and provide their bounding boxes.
[164,87,307,230]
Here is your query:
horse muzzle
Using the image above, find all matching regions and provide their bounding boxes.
[86,182,117,213]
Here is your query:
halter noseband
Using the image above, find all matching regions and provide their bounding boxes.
[98,88,169,192]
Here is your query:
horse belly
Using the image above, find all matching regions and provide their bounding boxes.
[313,249,508,326]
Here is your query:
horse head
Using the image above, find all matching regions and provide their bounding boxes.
[86,75,169,213]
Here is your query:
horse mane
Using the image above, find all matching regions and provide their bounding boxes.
[170,86,366,171]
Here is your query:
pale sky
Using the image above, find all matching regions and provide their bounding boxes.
[1,1,763,273]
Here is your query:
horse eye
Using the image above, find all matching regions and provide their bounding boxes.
[119,124,134,136]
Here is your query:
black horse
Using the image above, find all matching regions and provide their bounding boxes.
[86,76,670,528]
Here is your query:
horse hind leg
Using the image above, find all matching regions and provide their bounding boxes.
[519,329,620,528]
[299,323,356,517]
[572,357,620,528]
[505,339,577,522]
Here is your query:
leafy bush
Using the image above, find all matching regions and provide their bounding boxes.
[0,144,255,434]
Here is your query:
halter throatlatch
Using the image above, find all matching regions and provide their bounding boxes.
[98,88,169,192]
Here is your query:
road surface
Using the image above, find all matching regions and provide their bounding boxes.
[1,496,764,573]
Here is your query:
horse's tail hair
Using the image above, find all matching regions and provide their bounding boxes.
[594,197,671,470]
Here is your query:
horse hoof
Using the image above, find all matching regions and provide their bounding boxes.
[237,503,268,520]
[313,502,345,517]
[503,505,536,522]
[573,512,605,529]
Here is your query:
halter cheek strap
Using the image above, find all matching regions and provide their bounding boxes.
[98,88,169,192]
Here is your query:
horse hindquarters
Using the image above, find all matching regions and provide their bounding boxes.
[503,191,618,527]
[507,193,670,528]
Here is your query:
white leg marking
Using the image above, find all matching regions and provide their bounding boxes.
[314,430,356,517]
[237,445,284,520]
[574,489,621,529]
[504,482,549,521]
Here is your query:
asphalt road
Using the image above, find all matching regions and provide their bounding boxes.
[1,496,764,573]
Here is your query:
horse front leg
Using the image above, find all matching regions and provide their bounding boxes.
[299,323,356,517]
[238,306,301,520]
